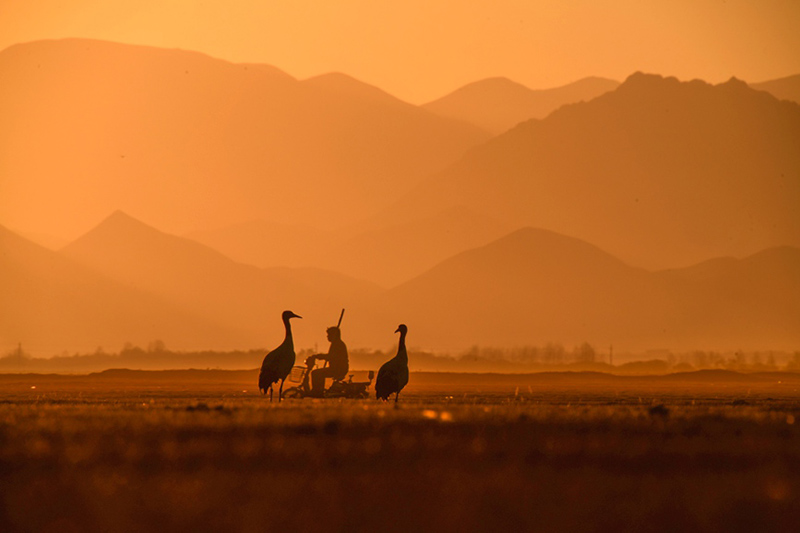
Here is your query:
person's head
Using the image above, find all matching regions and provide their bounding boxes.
[326,326,341,342]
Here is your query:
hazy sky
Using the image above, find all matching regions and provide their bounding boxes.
[1,0,799,103]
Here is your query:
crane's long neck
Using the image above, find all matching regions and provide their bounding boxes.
[396,331,407,363]
[283,318,294,349]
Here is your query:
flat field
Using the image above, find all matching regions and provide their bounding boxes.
[1,370,799,533]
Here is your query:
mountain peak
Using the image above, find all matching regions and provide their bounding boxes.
[88,210,161,239]
[423,76,619,134]
[424,77,533,108]
[491,227,629,265]
[63,211,183,258]
[619,72,760,96]
[423,226,633,280]
[619,71,684,91]
[462,76,532,92]
[718,76,750,92]
[105,209,144,224]
[62,210,247,283]
[301,72,405,104]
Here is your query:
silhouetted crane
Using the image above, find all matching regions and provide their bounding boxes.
[259,310,302,401]
[375,324,409,403]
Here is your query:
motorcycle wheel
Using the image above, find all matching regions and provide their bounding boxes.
[282,388,303,399]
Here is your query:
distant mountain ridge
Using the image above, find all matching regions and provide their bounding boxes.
[397,72,800,269]
[751,74,800,105]
[0,38,489,239]
[0,222,243,354]
[422,76,620,134]
[4,215,798,355]
[379,227,800,351]
[2,38,798,356]
[61,211,382,349]
[301,72,407,105]
[186,205,515,286]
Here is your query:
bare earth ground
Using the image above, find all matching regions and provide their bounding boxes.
[1,370,799,533]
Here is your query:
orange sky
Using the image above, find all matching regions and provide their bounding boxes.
[1,0,798,103]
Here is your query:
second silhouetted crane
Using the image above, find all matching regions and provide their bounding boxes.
[259,310,302,402]
[375,324,409,403]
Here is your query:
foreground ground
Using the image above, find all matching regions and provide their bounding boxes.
[1,370,799,532]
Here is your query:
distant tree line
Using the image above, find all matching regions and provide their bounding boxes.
[2,341,799,374]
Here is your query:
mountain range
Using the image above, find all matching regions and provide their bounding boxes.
[60,211,382,350]
[186,205,515,286]
[0,222,244,354]
[3,214,798,356]
[188,71,800,280]
[378,227,800,351]
[0,38,489,239]
[750,73,800,106]
[393,72,800,269]
[2,38,799,357]
[422,76,620,135]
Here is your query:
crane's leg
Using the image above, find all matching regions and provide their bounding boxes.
[279,378,285,402]
[269,385,273,402]
[395,391,400,403]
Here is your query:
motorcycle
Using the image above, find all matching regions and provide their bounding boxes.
[282,355,375,399]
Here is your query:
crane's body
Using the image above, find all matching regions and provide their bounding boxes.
[375,324,409,403]
[259,310,302,401]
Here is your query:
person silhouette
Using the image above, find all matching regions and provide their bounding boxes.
[309,326,349,397]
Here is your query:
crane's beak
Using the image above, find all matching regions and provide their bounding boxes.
[292,313,303,319]
[395,327,400,333]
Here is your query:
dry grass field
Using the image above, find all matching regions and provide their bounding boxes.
[1,370,799,533]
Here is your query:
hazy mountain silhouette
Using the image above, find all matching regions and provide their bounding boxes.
[398,72,800,269]
[422,76,620,134]
[0,224,242,355]
[302,72,405,104]
[8,215,798,354]
[185,219,333,271]
[751,74,800,105]
[0,38,489,239]
[652,246,800,349]
[330,206,515,286]
[187,206,514,286]
[378,228,800,352]
[659,246,800,336]
[61,211,382,348]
